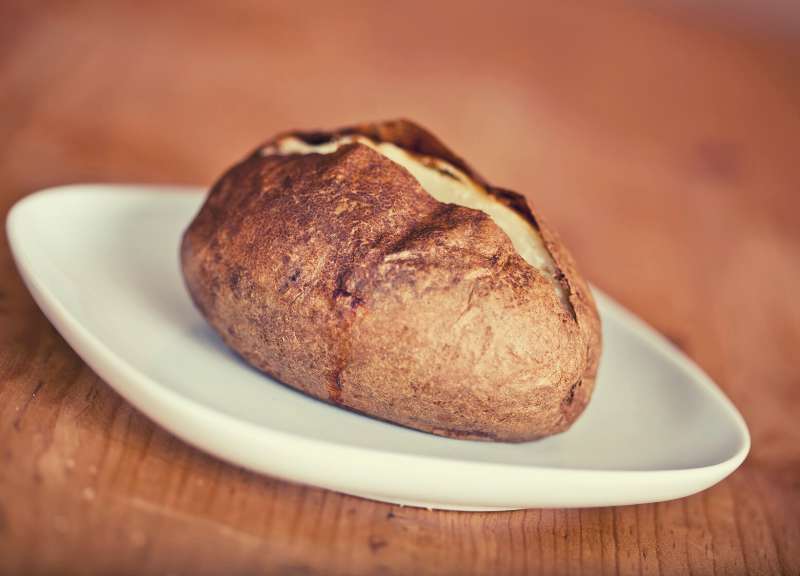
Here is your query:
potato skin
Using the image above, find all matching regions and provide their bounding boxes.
[181,120,600,442]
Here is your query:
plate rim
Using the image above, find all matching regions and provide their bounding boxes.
[5,184,752,508]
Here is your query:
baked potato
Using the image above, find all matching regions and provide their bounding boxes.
[181,119,601,442]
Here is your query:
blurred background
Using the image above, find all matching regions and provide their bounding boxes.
[3,0,799,347]
[1,1,799,572]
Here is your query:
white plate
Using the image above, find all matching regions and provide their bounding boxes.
[6,184,750,510]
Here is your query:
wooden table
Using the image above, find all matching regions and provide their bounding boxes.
[1,2,798,574]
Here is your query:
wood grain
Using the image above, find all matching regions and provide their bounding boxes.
[1,1,799,574]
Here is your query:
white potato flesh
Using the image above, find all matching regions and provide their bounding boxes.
[263,136,566,305]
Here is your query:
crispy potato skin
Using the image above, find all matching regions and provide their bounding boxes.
[181,120,600,442]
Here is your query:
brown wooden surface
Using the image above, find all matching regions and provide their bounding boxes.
[1,1,799,574]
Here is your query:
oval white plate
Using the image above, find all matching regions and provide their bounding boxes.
[7,184,749,510]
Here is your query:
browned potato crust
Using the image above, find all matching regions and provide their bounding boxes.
[181,119,601,442]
